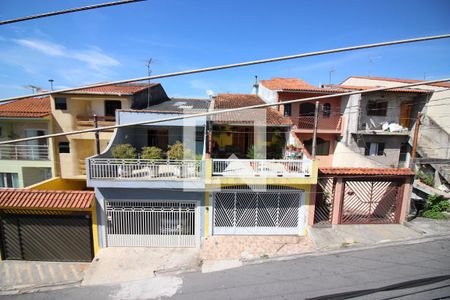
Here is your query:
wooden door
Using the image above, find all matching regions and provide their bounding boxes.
[400,102,413,129]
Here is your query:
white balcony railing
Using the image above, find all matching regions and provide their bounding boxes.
[212,159,312,178]
[88,159,203,180]
[0,144,49,160]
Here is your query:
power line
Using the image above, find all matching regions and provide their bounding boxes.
[1,33,450,103]
[0,0,146,26]
[0,78,449,146]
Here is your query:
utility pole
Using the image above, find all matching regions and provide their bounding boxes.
[94,114,100,155]
[146,58,153,108]
[312,101,319,158]
[411,112,423,167]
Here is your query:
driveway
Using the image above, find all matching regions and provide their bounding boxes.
[0,260,89,294]
[81,247,200,286]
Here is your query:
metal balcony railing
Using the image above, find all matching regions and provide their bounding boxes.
[296,115,343,132]
[0,144,49,160]
[88,159,203,180]
[212,159,312,178]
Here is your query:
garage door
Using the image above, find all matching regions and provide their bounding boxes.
[213,190,305,235]
[105,201,198,247]
[0,214,93,262]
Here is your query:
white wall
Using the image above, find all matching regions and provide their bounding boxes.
[257,84,278,104]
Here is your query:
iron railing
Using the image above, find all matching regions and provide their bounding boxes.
[296,115,343,131]
[212,159,312,178]
[0,144,49,160]
[88,159,203,180]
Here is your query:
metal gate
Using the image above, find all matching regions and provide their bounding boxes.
[0,214,93,262]
[213,190,305,235]
[341,180,401,224]
[105,201,198,247]
[314,177,335,225]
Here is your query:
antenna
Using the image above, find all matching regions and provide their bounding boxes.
[48,79,54,91]
[329,68,335,84]
[146,58,153,108]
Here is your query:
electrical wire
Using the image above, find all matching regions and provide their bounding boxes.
[1,33,450,103]
[0,0,146,26]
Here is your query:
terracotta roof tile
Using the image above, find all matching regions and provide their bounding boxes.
[260,78,346,93]
[0,97,51,118]
[345,76,450,89]
[339,85,432,94]
[212,94,292,126]
[65,83,158,96]
[0,189,94,210]
[319,168,415,176]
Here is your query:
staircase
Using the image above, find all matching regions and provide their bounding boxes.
[416,115,450,183]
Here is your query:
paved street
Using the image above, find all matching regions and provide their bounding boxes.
[2,237,450,300]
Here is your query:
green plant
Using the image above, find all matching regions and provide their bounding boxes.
[421,194,449,219]
[246,145,265,159]
[111,144,137,159]
[140,146,162,161]
[195,153,203,161]
[415,171,434,186]
[167,141,193,160]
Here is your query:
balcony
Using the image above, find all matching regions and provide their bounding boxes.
[0,144,49,160]
[88,159,203,181]
[76,115,115,131]
[295,115,343,134]
[212,159,312,178]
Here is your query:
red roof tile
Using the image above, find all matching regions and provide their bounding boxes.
[212,94,292,126]
[65,83,158,96]
[339,85,431,94]
[319,168,415,176]
[260,78,346,93]
[345,76,450,89]
[0,97,51,118]
[0,189,94,210]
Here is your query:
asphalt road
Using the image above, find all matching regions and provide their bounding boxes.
[2,237,450,300]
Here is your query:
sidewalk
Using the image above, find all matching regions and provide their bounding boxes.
[0,261,89,295]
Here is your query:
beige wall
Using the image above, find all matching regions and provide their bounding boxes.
[51,94,132,178]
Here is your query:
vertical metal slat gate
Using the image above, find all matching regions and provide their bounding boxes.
[213,191,305,235]
[105,201,197,247]
[341,180,401,224]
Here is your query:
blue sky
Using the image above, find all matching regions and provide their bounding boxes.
[0,0,449,99]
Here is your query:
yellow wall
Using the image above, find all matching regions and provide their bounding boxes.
[27,177,87,190]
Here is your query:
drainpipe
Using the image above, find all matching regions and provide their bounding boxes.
[311,101,319,158]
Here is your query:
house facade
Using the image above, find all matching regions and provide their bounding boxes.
[0,97,55,188]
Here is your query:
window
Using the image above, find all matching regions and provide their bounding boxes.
[284,104,292,117]
[0,173,18,188]
[399,143,409,163]
[0,126,3,137]
[323,103,331,118]
[304,138,330,156]
[105,100,122,119]
[54,97,67,110]
[58,142,70,153]
[299,102,315,116]
[365,142,385,156]
[367,101,387,116]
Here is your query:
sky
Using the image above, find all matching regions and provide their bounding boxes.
[0,0,449,99]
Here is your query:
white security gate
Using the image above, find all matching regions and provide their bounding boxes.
[213,190,305,235]
[105,201,198,247]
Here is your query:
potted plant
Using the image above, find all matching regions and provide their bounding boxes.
[141,146,162,177]
[167,141,194,178]
[111,144,137,177]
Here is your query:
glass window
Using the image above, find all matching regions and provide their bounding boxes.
[367,101,387,116]
[284,104,292,117]
[58,142,70,153]
[323,103,331,117]
[54,97,67,110]
[365,142,385,156]
[0,173,18,188]
[304,138,330,156]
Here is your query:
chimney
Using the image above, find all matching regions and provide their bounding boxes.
[252,75,259,95]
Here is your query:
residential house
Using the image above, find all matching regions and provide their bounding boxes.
[0,97,55,188]
[51,83,168,178]
[257,78,346,167]
[340,76,450,184]
[87,97,210,248]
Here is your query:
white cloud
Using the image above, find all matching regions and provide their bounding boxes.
[14,38,120,71]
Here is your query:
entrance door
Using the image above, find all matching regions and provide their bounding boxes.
[213,190,305,235]
[105,201,198,247]
[400,102,413,129]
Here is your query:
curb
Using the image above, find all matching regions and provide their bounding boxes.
[0,280,82,296]
[240,234,450,267]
